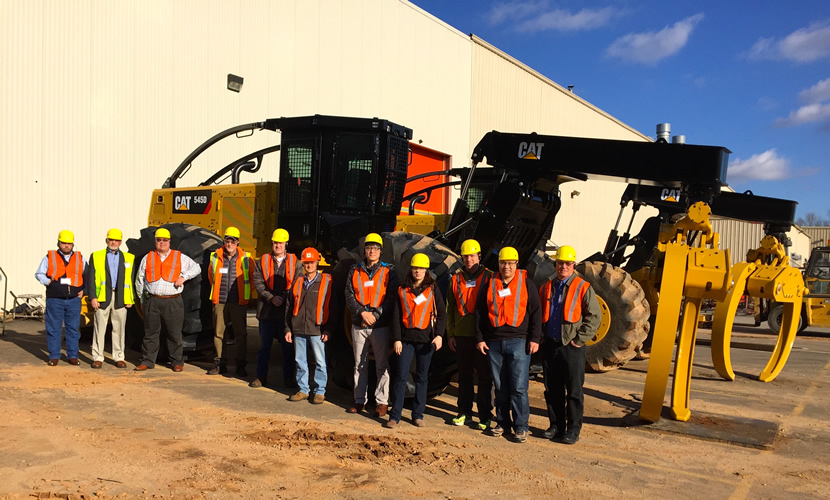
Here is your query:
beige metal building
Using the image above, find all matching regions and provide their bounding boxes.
[711,218,812,267]
[1,0,652,297]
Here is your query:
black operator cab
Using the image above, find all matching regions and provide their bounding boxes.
[265,115,413,257]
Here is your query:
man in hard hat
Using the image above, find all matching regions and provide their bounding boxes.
[35,230,87,366]
[134,227,201,372]
[206,227,252,377]
[539,245,600,445]
[475,246,542,444]
[344,232,398,417]
[446,239,494,430]
[284,247,333,404]
[251,228,301,388]
[86,228,134,369]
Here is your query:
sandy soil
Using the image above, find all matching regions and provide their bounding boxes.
[1,322,829,499]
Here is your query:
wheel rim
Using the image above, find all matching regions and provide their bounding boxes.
[585,295,611,346]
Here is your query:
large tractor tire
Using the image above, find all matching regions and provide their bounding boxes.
[767,302,808,334]
[327,231,463,399]
[576,261,650,372]
[124,223,223,355]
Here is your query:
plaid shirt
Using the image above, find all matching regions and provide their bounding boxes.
[135,251,200,298]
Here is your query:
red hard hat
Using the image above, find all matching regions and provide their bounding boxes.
[301,247,320,262]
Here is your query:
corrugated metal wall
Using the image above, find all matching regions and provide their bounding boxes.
[0,0,474,295]
[801,227,830,249]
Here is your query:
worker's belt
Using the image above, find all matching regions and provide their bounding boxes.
[150,293,180,299]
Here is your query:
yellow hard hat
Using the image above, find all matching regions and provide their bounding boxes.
[460,239,481,256]
[410,253,430,268]
[555,245,577,262]
[106,228,123,240]
[58,230,74,244]
[498,246,519,262]
[155,228,171,239]
[364,233,383,248]
[224,227,241,240]
[271,228,289,243]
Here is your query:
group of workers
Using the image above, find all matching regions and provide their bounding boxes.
[37,226,600,444]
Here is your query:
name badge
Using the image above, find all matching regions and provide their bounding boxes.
[413,293,427,305]
[60,278,71,285]
[465,280,476,288]
[124,262,131,268]
[363,280,374,287]
[220,268,229,274]
[497,288,511,298]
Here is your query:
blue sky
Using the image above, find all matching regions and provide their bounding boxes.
[411,0,830,222]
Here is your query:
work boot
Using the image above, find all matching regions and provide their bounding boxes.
[288,392,309,402]
[206,360,226,376]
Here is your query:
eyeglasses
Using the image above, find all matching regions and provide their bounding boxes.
[224,238,239,244]
[555,261,575,267]
[155,238,170,242]
[365,246,381,251]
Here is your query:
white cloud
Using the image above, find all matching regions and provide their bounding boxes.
[774,102,830,127]
[605,13,704,65]
[486,1,619,32]
[757,97,777,111]
[728,149,791,181]
[799,78,830,104]
[516,6,618,33]
[486,0,548,26]
[748,19,830,63]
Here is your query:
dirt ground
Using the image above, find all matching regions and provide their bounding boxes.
[1,315,829,499]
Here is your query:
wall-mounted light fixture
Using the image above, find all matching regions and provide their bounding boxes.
[571,190,581,198]
[227,74,243,92]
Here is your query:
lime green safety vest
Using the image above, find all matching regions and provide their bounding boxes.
[91,249,135,306]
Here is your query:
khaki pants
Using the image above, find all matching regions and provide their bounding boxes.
[92,300,127,362]
[213,302,249,364]
[351,325,390,406]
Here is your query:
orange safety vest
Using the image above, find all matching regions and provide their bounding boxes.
[208,247,251,305]
[540,276,589,324]
[145,250,182,283]
[451,268,492,317]
[352,265,390,308]
[486,269,528,328]
[260,253,297,292]
[398,285,435,329]
[46,250,84,286]
[290,273,332,325]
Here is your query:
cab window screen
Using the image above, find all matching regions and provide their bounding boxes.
[281,142,313,213]
[377,135,409,213]
[333,133,375,212]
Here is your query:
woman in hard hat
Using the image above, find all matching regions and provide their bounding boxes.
[385,253,446,428]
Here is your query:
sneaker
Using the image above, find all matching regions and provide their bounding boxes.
[384,419,398,429]
[288,391,308,402]
[513,430,528,443]
[413,419,425,427]
[311,394,325,405]
[452,414,468,426]
[490,424,505,437]
[476,419,491,431]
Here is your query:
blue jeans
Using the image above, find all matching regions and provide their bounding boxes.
[390,342,434,422]
[45,297,82,360]
[294,334,327,395]
[486,338,531,432]
[257,316,294,383]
